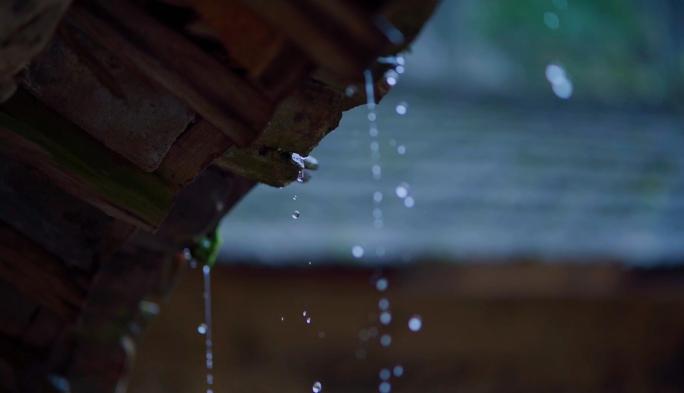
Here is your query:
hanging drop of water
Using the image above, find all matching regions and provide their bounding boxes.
[352,245,365,259]
[393,365,404,377]
[408,315,423,332]
[292,210,300,220]
[312,381,323,393]
[376,278,388,292]
[395,102,408,115]
[379,368,391,381]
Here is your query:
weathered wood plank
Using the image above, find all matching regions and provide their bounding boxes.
[0,90,176,230]
[67,0,274,146]
[0,0,71,103]
[0,222,85,322]
[181,0,312,99]
[157,120,234,187]
[239,0,390,78]
[0,153,125,270]
[23,25,196,172]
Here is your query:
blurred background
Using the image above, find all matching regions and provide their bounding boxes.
[129,1,684,392]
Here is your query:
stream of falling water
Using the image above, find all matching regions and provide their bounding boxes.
[201,264,214,393]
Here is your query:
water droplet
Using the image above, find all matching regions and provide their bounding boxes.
[303,155,319,170]
[397,145,406,155]
[280,316,284,321]
[368,113,377,122]
[345,85,358,97]
[395,65,405,74]
[379,382,391,393]
[404,196,415,208]
[303,310,308,317]
[373,191,383,203]
[379,368,391,381]
[292,194,297,200]
[378,298,390,311]
[395,184,409,199]
[379,311,392,325]
[408,315,423,332]
[306,317,312,324]
[369,126,378,137]
[385,76,397,86]
[312,381,323,393]
[370,141,380,152]
[543,11,560,30]
[373,208,383,219]
[292,210,300,220]
[291,152,305,168]
[197,323,207,335]
[393,365,404,377]
[380,334,392,347]
[372,165,382,179]
[352,245,365,259]
[376,278,388,292]
[545,64,573,99]
[395,102,408,115]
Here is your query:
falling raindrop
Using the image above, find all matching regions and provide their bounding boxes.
[379,368,391,381]
[372,165,382,179]
[201,264,214,392]
[395,102,408,115]
[545,63,573,99]
[379,381,392,393]
[306,317,312,324]
[303,311,308,317]
[543,11,560,30]
[379,311,392,325]
[408,315,423,332]
[292,194,297,201]
[376,277,388,292]
[395,184,409,199]
[378,298,390,311]
[352,245,365,259]
[404,196,415,208]
[397,145,406,155]
[380,334,392,347]
[345,85,358,97]
[373,191,383,203]
[393,365,404,377]
[312,381,323,393]
[197,323,207,335]
[292,210,300,220]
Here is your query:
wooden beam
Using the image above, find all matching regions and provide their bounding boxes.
[239,0,391,79]
[0,90,175,230]
[0,221,85,322]
[66,0,274,146]
[157,120,234,187]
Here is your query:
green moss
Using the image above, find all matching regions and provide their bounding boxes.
[0,90,174,228]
